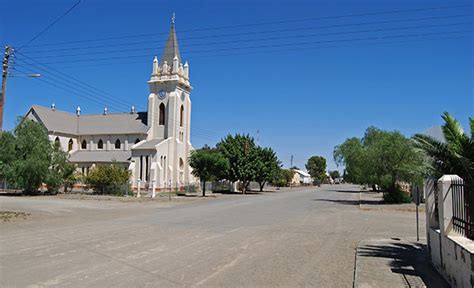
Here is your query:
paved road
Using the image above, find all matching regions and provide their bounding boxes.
[0,184,422,287]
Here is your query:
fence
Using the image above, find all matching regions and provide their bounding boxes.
[451,179,473,240]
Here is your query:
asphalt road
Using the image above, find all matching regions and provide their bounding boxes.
[0,184,422,287]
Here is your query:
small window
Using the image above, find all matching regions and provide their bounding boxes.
[98,139,103,149]
[135,138,140,144]
[179,158,184,170]
[54,137,60,146]
[180,105,184,127]
[68,139,73,151]
[115,139,121,149]
[81,140,87,149]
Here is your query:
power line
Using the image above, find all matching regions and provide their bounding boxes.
[17,0,82,50]
[23,13,474,55]
[27,21,473,59]
[13,55,222,139]
[27,29,472,65]
[28,34,470,69]
[20,3,472,49]
[14,66,220,142]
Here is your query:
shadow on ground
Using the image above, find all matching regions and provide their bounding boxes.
[358,241,449,288]
[313,199,380,205]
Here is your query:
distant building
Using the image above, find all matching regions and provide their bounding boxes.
[291,169,312,185]
[24,18,195,189]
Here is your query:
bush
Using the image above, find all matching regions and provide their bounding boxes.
[85,162,130,195]
[383,187,412,204]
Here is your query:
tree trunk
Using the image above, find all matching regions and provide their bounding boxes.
[259,182,265,192]
[202,181,206,197]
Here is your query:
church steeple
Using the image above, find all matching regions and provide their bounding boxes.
[161,13,181,66]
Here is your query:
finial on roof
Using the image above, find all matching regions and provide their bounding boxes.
[172,12,175,24]
[76,106,81,116]
[51,103,56,111]
[103,106,108,115]
[131,105,136,114]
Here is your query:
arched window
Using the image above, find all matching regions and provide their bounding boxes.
[115,139,121,149]
[98,139,103,150]
[159,103,165,125]
[179,158,184,170]
[81,140,87,149]
[180,105,184,127]
[54,137,60,146]
[68,139,73,151]
[135,138,140,144]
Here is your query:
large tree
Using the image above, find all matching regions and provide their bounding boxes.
[254,147,281,191]
[189,147,229,196]
[413,112,474,184]
[217,134,258,194]
[334,126,424,202]
[10,120,52,193]
[306,156,327,183]
[0,131,16,186]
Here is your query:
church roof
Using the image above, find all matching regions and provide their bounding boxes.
[160,21,181,65]
[27,105,148,136]
[132,138,166,150]
[69,150,131,163]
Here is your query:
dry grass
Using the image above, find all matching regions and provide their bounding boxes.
[0,211,31,222]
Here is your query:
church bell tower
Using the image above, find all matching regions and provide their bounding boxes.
[147,15,192,143]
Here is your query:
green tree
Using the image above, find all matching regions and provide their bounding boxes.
[334,137,367,184]
[413,112,474,185]
[334,126,425,203]
[44,142,73,193]
[189,147,229,196]
[217,134,258,194]
[10,120,52,193]
[271,168,294,187]
[0,131,16,186]
[85,162,130,195]
[329,170,340,180]
[254,147,281,191]
[306,156,327,183]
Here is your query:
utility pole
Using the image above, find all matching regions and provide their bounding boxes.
[1,45,12,132]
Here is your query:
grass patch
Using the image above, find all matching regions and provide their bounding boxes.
[0,211,31,222]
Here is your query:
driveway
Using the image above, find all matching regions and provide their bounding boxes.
[0,184,422,287]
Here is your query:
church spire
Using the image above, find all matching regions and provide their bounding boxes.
[161,13,181,66]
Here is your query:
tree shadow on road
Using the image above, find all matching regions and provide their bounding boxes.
[313,199,379,205]
[357,241,449,288]
[323,189,362,193]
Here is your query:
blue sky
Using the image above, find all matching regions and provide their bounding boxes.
[1,0,472,171]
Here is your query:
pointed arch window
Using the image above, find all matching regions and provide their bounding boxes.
[135,138,140,144]
[98,139,104,150]
[81,140,87,150]
[159,103,165,125]
[115,139,121,149]
[54,137,60,146]
[180,105,184,127]
[68,139,73,151]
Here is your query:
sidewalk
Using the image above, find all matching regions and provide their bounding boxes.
[354,238,449,288]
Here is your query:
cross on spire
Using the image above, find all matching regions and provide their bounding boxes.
[172,13,175,24]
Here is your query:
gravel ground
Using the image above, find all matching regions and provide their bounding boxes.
[0,184,423,287]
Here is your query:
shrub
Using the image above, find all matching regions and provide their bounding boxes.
[85,162,130,195]
[383,186,412,204]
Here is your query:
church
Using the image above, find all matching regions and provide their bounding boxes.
[24,18,195,190]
